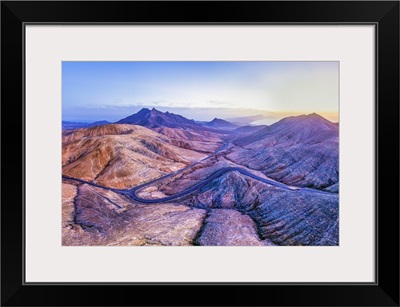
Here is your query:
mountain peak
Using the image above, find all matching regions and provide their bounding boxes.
[235,112,338,148]
[303,113,336,126]
[306,112,323,118]
[138,107,151,114]
[255,112,338,141]
[278,112,333,125]
[117,107,200,129]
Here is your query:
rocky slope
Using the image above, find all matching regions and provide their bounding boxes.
[62,112,339,246]
[62,182,206,246]
[117,108,230,151]
[192,170,338,246]
[196,209,275,246]
[228,113,339,191]
[153,127,223,152]
[63,168,338,246]
[133,154,338,245]
[62,124,208,189]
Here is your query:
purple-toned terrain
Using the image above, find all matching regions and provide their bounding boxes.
[62,108,339,246]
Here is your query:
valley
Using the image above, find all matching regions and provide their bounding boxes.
[62,108,339,246]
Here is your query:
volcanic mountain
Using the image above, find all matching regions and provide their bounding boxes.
[117,108,202,129]
[228,113,339,191]
[235,113,338,146]
[116,108,232,151]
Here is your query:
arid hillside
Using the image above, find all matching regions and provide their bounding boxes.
[62,109,339,246]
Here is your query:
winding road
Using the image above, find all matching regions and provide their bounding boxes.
[126,167,299,203]
[62,140,315,204]
[62,165,300,204]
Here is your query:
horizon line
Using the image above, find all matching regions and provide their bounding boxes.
[63,107,339,125]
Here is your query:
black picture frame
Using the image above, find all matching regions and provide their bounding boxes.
[1,1,399,306]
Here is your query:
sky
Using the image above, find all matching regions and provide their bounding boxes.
[62,61,339,124]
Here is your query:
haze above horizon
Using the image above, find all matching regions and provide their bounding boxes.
[62,61,339,124]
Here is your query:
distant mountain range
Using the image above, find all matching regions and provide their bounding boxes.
[62,120,110,130]
[117,108,241,132]
[65,108,243,132]
[64,109,337,133]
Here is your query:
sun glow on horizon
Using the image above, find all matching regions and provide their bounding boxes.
[63,61,339,123]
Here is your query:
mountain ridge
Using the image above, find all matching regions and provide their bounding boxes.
[228,113,339,190]
[117,108,200,129]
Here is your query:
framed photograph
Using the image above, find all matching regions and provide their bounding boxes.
[2,1,399,306]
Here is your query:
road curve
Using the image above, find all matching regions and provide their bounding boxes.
[62,140,336,205]
[127,167,298,203]
[62,166,301,205]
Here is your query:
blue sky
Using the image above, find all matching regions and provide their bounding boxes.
[62,61,339,123]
